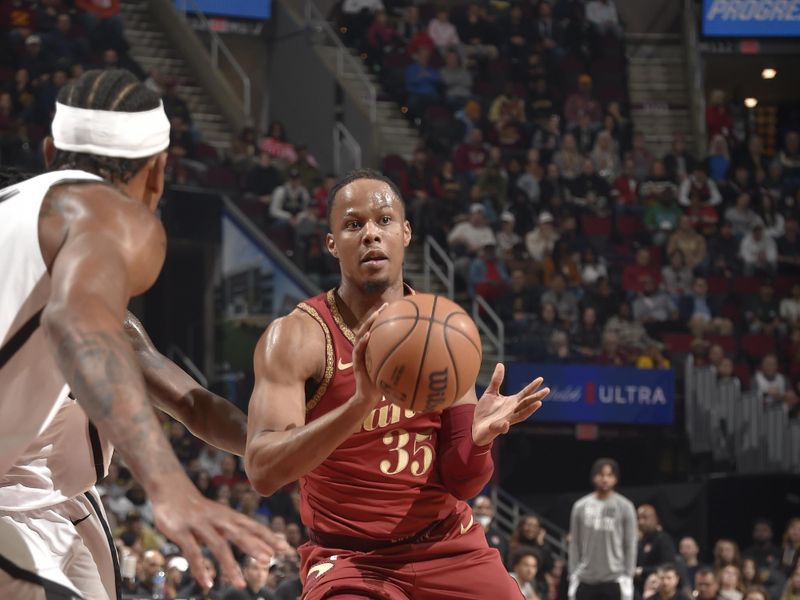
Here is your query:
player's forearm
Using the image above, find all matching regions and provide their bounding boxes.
[437,404,494,500]
[124,311,247,455]
[42,306,187,498]
[246,396,370,496]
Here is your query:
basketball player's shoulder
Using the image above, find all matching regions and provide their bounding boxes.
[254,307,325,380]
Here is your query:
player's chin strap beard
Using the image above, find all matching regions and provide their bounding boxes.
[363,279,391,295]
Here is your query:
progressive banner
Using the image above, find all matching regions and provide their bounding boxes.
[703,0,800,37]
[506,364,675,425]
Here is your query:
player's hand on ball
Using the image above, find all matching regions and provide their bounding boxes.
[351,303,387,410]
[153,485,290,589]
[472,364,549,446]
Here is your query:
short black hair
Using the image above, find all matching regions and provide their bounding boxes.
[49,69,162,183]
[326,168,405,228]
[658,562,680,575]
[510,546,541,569]
[590,457,620,479]
[695,566,717,580]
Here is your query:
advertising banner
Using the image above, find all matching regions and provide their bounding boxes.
[505,364,675,425]
[703,0,800,37]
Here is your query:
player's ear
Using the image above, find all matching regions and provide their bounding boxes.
[326,232,338,258]
[142,152,167,211]
[403,219,412,248]
[42,137,56,167]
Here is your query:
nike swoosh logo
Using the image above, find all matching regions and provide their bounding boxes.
[337,358,353,371]
[70,514,91,526]
[460,514,474,535]
[308,562,334,579]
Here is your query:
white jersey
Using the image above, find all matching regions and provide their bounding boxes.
[0,169,113,510]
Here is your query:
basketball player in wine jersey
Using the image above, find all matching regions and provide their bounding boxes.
[245,169,550,599]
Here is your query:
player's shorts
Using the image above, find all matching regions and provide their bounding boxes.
[299,507,524,600]
[0,488,119,600]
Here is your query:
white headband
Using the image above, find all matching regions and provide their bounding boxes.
[52,101,171,159]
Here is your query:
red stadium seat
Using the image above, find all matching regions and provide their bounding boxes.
[707,335,737,354]
[733,276,761,295]
[774,275,795,295]
[733,363,752,388]
[740,334,775,361]
[705,275,729,295]
[581,215,611,237]
[205,166,238,189]
[616,215,644,237]
[193,142,219,163]
[662,333,694,354]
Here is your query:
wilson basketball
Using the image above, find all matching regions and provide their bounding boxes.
[365,293,482,413]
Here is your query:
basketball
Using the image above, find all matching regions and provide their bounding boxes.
[364,293,482,413]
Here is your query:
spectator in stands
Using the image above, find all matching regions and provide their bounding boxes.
[542,240,581,288]
[635,342,670,369]
[541,273,580,325]
[681,277,733,337]
[613,157,641,212]
[473,495,509,561]
[719,566,744,600]
[581,247,608,286]
[746,283,781,335]
[643,572,662,599]
[605,300,656,356]
[404,147,437,229]
[179,553,222,599]
[497,211,522,256]
[667,216,707,271]
[534,0,563,55]
[777,216,800,275]
[679,537,704,593]
[726,193,763,239]
[554,133,584,181]
[706,89,734,142]
[757,192,786,239]
[428,7,460,54]
[468,241,512,300]
[664,133,697,183]
[720,165,757,206]
[261,120,297,167]
[591,130,621,183]
[397,5,423,44]
[454,127,490,178]
[598,330,626,365]
[585,0,623,37]
[707,135,731,183]
[572,305,603,360]
[686,189,720,237]
[715,540,743,570]
[734,135,769,180]
[212,454,248,489]
[366,9,396,68]
[780,284,800,327]
[223,556,270,600]
[571,112,597,156]
[633,275,679,334]
[658,563,690,600]
[641,160,678,203]
[780,566,800,600]
[45,13,88,67]
[500,3,532,73]
[526,211,559,262]
[636,504,677,585]
[631,131,655,182]
[661,250,693,300]
[645,189,683,247]
[510,547,547,600]
[744,519,781,570]
[532,114,562,164]
[113,510,164,552]
[778,131,800,182]
[291,144,321,191]
[341,0,384,42]
[509,515,552,572]
[569,158,611,216]
[680,165,722,207]
[623,247,661,295]
[22,34,52,79]
[489,84,526,126]
[708,220,741,277]
[753,354,789,406]
[517,157,543,207]
[448,202,496,279]
[695,568,722,600]
[781,519,800,576]
[270,168,317,256]
[405,45,440,118]
[161,80,192,125]
[440,49,473,109]
[741,223,778,275]
[456,3,499,62]
[244,150,284,208]
[132,550,167,598]
[528,302,563,358]
[564,74,602,127]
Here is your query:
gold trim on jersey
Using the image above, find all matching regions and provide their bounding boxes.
[326,289,356,345]
[297,302,333,413]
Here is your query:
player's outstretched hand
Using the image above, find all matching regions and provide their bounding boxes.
[152,484,291,589]
[351,303,388,410]
[472,364,549,446]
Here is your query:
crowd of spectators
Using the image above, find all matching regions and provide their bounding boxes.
[474,495,800,600]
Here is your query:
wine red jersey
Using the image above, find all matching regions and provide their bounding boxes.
[296,289,460,541]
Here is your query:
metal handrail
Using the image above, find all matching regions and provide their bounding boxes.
[683,0,705,158]
[304,0,377,122]
[491,486,568,558]
[332,121,362,174]
[175,0,251,119]
[472,295,505,364]
[423,236,454,297]
[168,345,209,387]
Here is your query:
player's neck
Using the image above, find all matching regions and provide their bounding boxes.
[594,489,614,500]
[337,278,405,327]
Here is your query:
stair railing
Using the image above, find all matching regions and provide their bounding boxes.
[333,121,362,174]
[304,0,377,123]
[491,486,568,559]
[683,0,705,158]
[175,0,252,119]
[423,235,454,298]
[472,295,505,364]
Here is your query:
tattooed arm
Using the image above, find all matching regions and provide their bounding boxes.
[39,185,285,588]
[123,311,247,456]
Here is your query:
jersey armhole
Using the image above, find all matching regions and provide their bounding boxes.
[296,303,334,413]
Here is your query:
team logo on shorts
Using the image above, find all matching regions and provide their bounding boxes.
[308,561,335,579]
